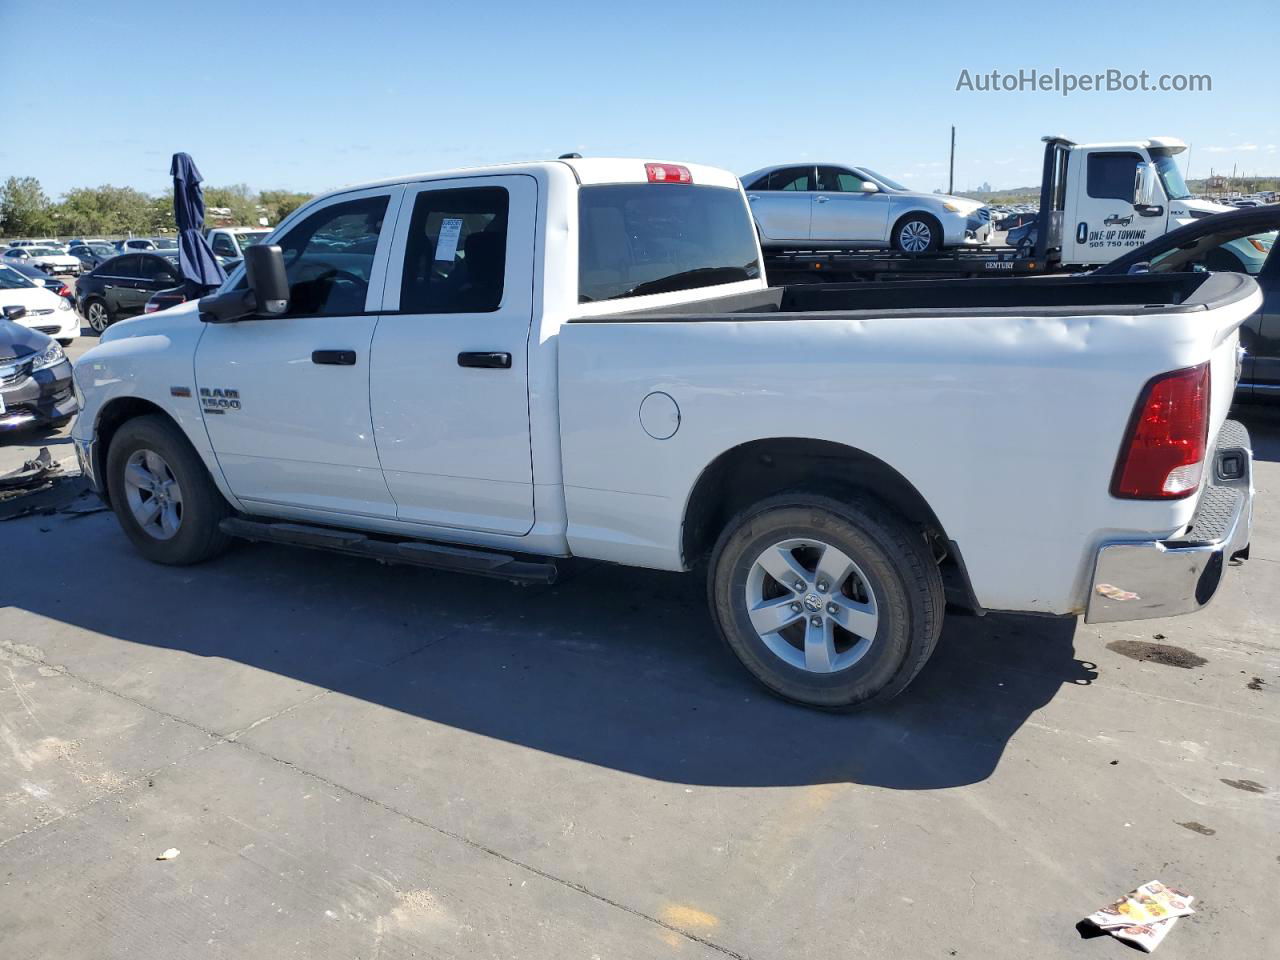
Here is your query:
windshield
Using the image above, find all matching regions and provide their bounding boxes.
[236,231,270,250]
[27,247,59,256]
[151,237,179,249]
[1152,153,1191,200]
[858,168,911,192]
[0,264,36,289]
[577,184,760,303]
[88,244,114,255]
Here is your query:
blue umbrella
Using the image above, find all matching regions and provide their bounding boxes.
[170,152,227,295]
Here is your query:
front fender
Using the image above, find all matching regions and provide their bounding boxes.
[72,310,242,510]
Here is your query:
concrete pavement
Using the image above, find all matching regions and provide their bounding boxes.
[0,406,1277,959]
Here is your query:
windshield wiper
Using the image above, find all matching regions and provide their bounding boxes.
[620,266,753,299]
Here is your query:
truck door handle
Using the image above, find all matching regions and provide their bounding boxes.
[815,195,830,203]
[458,351,512,369]
[312,349,357,366]
[747,194,759,201]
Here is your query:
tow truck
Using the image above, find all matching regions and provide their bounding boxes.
[763,136,1226,284]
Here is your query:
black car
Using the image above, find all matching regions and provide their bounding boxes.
[1096,205,1280,401]
[0,309,78,432]
[69,242,117,271]
[77,252,183,333]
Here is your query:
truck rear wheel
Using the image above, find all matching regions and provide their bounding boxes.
[708,494,943,710]
[105,415,233,565]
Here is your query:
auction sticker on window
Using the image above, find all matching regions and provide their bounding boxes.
[435,218,464,261]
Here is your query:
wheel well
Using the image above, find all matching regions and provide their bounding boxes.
[680,438,982,611]
[93,397,171,501]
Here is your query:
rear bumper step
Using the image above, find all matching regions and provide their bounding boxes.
[218,518,558,584]
[1085,419,1253,624]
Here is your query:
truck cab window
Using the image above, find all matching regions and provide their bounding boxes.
[1086,152,1143,202]
[399,187,509,314]
[211,234,237,257]
[272,195,389,316]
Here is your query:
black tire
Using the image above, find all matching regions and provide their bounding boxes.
[83,297,112,334]
[891,213,942,253]
[708,493,944,710]
[57,338,74,347]
[105,414,232,565]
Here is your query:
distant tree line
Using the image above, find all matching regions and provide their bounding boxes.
[0,176,313,238]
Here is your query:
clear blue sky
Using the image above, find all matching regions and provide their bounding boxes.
[3,0,1275,198]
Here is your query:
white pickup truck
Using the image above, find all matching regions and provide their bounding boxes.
[71,157,1258,709]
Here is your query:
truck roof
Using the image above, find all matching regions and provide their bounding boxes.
[306,158,741,208]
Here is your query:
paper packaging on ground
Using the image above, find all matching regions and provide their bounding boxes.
[1084,880,1194,953]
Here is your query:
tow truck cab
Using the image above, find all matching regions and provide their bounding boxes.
[1041,136,1237,267]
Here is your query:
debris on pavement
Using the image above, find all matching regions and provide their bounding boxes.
[156,848,181,861]
[1083,880,1194,953]
[0,447,60,492]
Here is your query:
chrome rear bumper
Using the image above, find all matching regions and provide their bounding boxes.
[1085,420,1253,624]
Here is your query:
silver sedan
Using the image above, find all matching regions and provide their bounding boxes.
[741,164,992,252]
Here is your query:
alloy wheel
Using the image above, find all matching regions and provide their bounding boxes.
[743,537,879,674]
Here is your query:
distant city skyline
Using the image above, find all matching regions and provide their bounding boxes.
[3,0,1275,198]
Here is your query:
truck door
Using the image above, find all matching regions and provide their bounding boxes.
[745,166,816,243]
[1064,149,1168,265]
[811,167,891,244]
[194,185,404,517]
[369,175,537,535]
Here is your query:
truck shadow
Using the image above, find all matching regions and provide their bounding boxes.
[7,509,1095,792]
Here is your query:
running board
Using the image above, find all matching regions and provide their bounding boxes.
[218,518,557,584]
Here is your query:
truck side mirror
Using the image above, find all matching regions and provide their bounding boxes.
[1133,163,1164,214]
[198,244,290,323]
[860,181,879,194]
[244,244,290,315]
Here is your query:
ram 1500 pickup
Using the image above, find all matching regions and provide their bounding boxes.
[71,157,1258,709]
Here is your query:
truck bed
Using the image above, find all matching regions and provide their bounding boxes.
[573,271,1249,323]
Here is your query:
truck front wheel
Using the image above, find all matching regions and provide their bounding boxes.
[105,415,233,565]
[708,494,944,710]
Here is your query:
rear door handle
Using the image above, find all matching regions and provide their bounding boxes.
[458,351,512,369]
[312,349,357,366]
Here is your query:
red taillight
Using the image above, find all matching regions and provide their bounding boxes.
[1111,362,1211,499]
[645,163,692,184]
[56,284,70,297]
[144,301,160,313]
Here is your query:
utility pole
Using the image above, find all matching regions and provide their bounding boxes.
[948,126,955,195]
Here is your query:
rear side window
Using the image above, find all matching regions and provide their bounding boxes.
[105,255,141,278]
[137,256,175,281]
[1087,152,1142,201]
[770,167,814,191]
[399,187,508,313]
[274,194,389,316]
[578,184,761,304]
